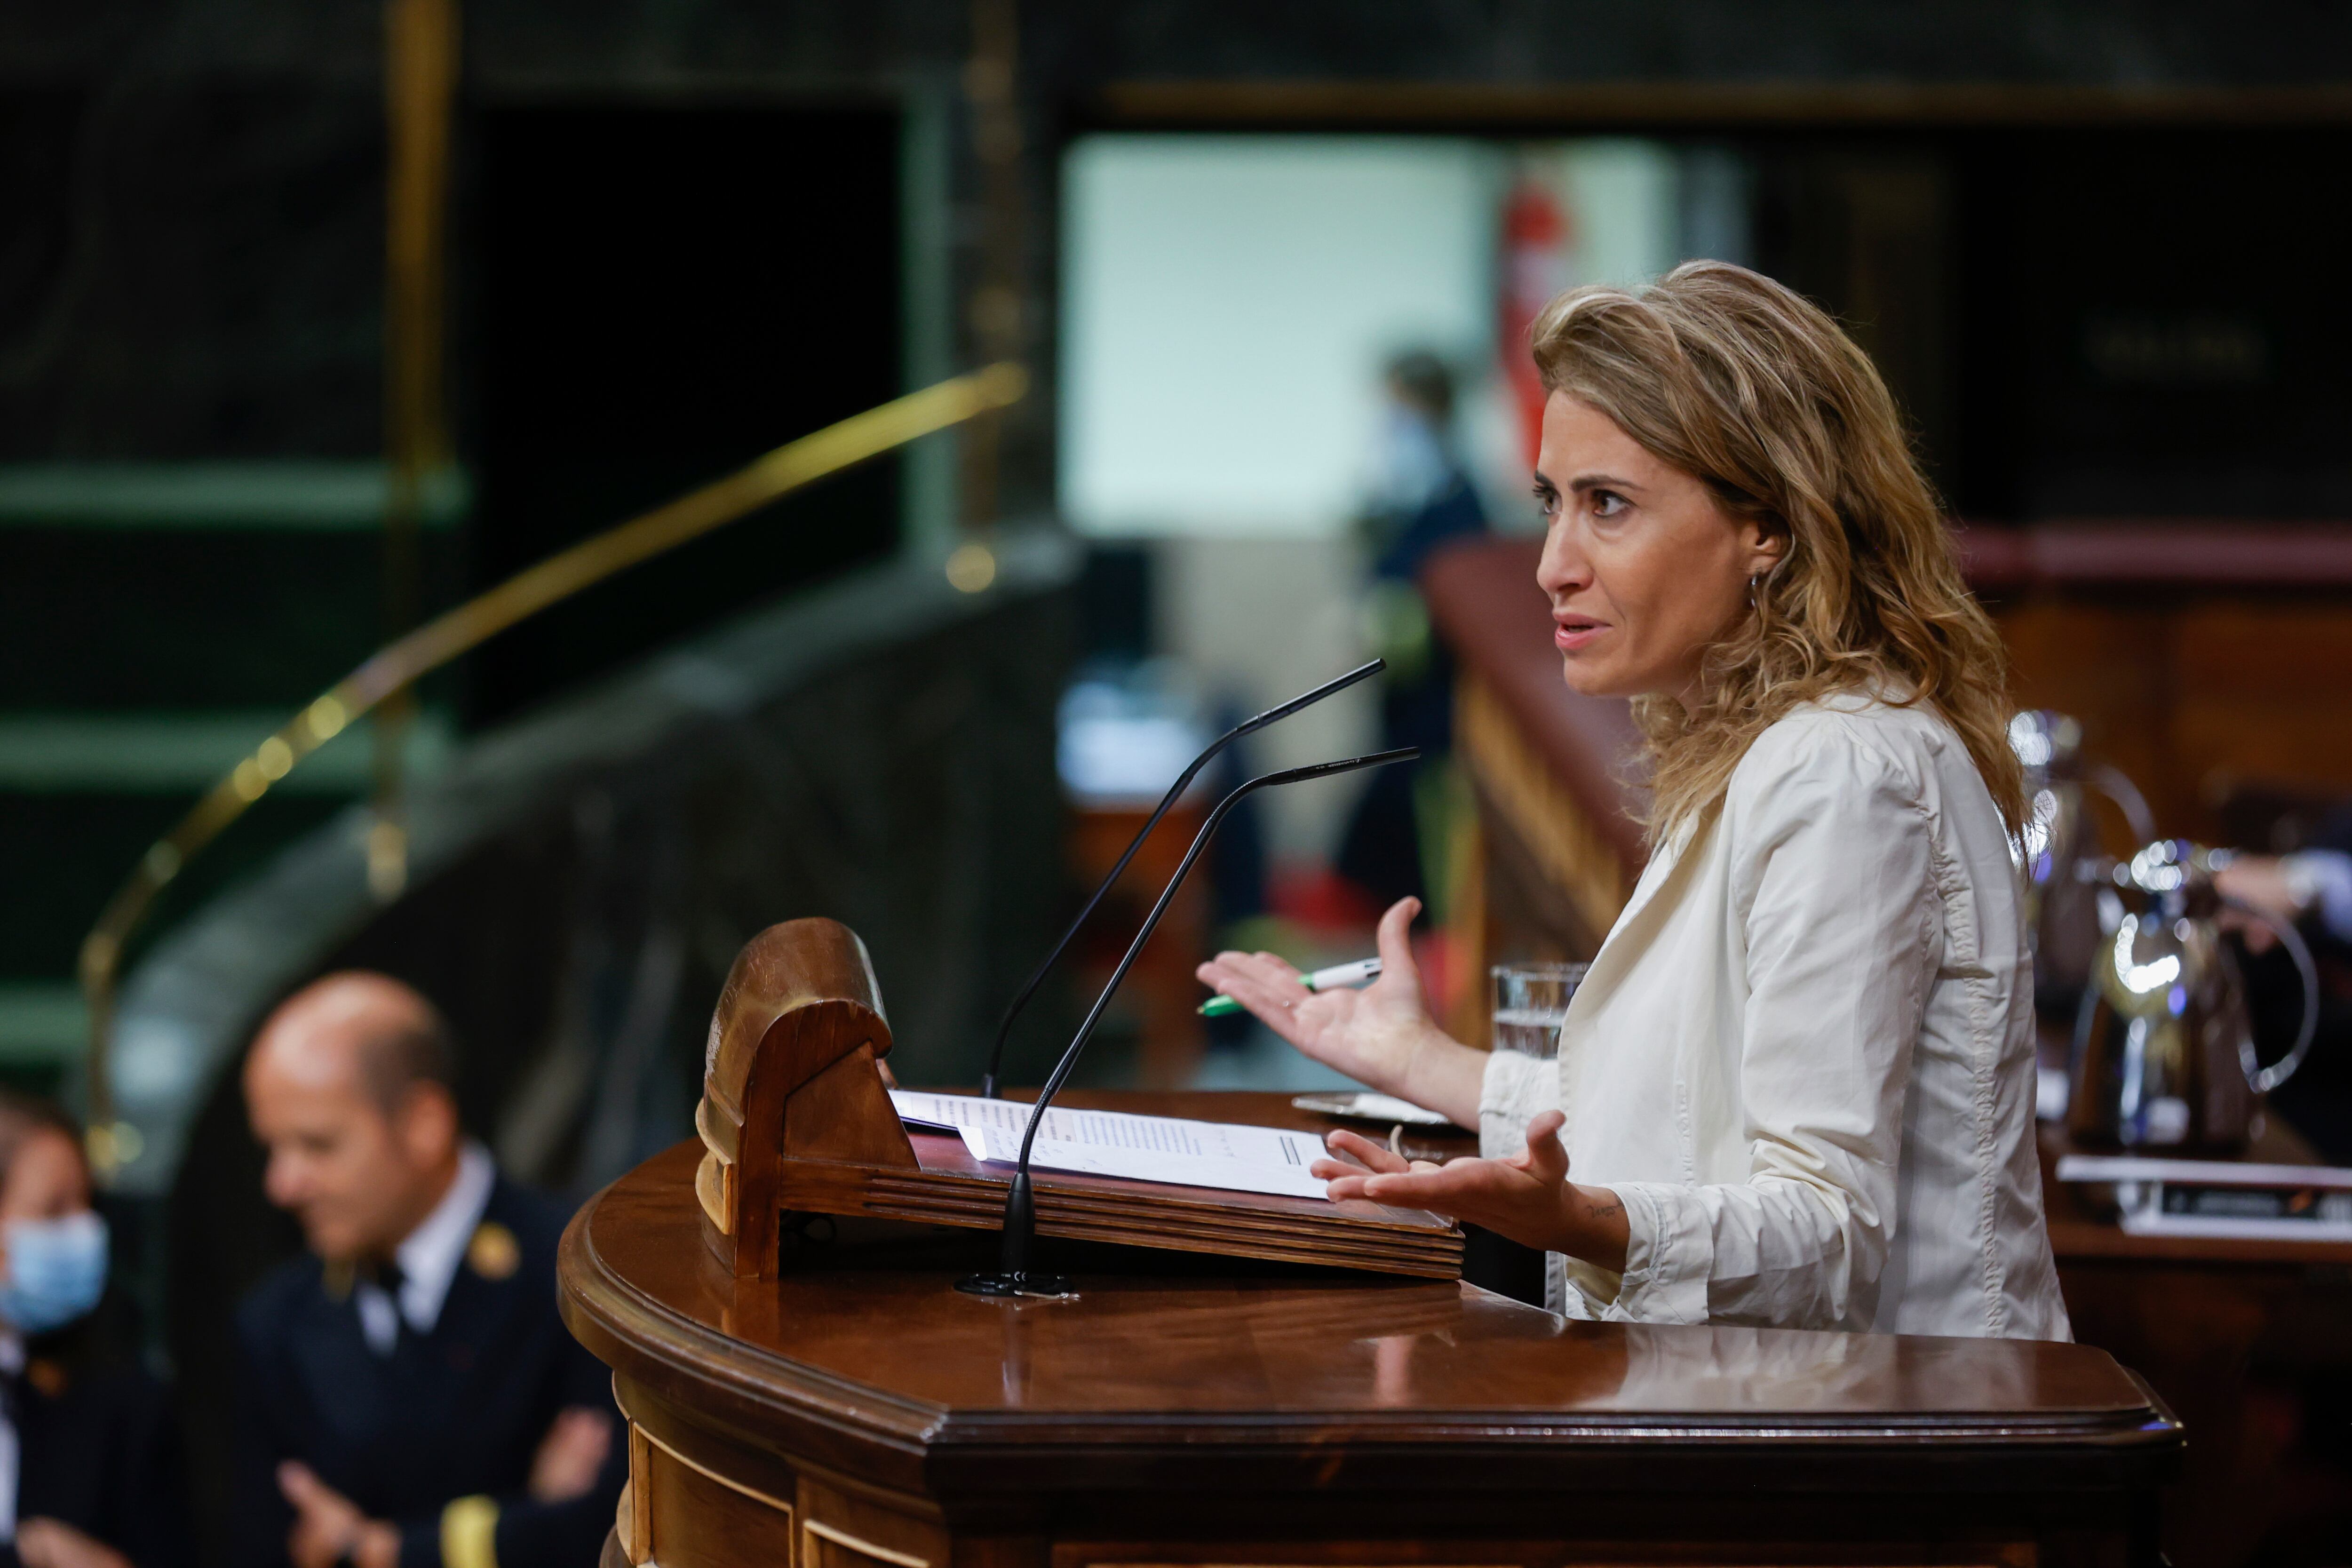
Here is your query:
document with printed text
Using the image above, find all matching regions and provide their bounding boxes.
[889,1090,1333,1201]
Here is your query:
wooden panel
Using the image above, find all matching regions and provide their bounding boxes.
[1072,1561,2006,1568]
[806,1523,931,1568]
[2056,1261,2301,1568]
[1421,541,1646,875]
[1963,522,2352,590]
[1424,540,1650,1021]
[785,1042,919,1167]
[1998,595,2352,843]
[772,1128,1463,1278]
[2172,601,2352,792]
[1457,675,1636,943]
[624,1423,652,1564]
[641,1425,797,1568]
[1063,1549,2025,1568]
[1996,599,2175,838]
[800,1477,946,1568]
[1063,1561,1505,1568]
[612,1375,806,1536]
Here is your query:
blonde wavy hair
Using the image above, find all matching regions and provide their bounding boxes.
[1529,260,2023,840]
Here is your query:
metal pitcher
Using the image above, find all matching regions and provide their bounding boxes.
[2067,841,2320,1152]
[2010,711,2158,1015]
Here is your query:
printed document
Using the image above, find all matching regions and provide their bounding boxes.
[889,1090,1332,1201]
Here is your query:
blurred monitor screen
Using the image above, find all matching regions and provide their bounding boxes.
[1061,135,1495,539]
[1058,134,1712,540]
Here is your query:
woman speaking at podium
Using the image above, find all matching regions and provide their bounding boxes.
[1199,261,2069,1340]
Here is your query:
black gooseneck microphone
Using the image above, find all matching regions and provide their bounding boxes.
[976,659,1385,1098]
[957,744,1420,1299]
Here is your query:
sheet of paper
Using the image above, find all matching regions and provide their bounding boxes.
[889,1090,1049,1138]
[890,1090,1332,1201]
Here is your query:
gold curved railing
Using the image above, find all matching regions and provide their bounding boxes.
[79,362,1028,1164]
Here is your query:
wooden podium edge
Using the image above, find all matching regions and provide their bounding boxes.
[786,1156,1464,1279]
[556,1146,2184,1507]
[696,918,1462,1282]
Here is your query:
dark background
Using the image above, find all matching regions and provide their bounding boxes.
[467,103,905,722]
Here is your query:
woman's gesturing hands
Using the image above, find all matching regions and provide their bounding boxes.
[1315,1109,1630,1271]
[1194,897,1487,1128]
[1197,897,1623,1267]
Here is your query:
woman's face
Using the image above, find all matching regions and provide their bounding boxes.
[1534,393,1782,703]
[0,1128,93,1284]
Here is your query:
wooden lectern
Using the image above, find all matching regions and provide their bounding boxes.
[689,919,1461,1279]
[562,921,2181,1568]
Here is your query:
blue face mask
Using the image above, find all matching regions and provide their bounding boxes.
[0,1211,109,1336]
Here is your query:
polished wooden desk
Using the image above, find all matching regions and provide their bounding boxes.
[563,1090,2178,1568]
[2038,1126,2352,1568]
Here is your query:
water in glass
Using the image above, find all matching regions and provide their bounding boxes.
[1490,962,1585,1060]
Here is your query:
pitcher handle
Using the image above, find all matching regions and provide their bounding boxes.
[2087,764,2158,846]
[2223,896,2322,1095]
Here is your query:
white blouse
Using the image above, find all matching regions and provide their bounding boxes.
[1480,692,2072,1340]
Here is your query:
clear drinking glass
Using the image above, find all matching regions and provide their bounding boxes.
[1490,962,1586,1060]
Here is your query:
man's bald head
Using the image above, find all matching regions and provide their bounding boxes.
[251,971,456,1117]
[245,972,463,1261]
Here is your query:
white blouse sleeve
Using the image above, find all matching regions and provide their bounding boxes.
[1602,723,1941,1329]
[1478,1046,1557,1161]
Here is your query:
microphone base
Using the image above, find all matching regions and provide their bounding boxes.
[955,1270,1075,1300]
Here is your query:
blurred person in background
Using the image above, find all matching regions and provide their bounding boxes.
[231,973,623,1568]
[0,1091,186,1568]
[1337,350,1490,912]
[2218,844,2352,949]
[2218,839,2352,1162]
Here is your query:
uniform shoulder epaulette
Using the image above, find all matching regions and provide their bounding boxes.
[467,1220,520,1281]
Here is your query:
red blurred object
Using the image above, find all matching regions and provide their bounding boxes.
[1411,926,1465,1028]
[1268,864,1384,934]
[1499,177,1573,465]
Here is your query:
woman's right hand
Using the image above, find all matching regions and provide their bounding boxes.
[1195,897,1485,1126]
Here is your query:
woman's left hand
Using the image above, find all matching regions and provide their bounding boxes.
[1314,1109,1630,1272]
[1195,898,1484,1125]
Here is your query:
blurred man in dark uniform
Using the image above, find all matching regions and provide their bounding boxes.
[231,973,622,1568]
[0,1091,186,1568]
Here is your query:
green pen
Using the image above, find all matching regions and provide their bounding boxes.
[1199,956,1382,1018]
